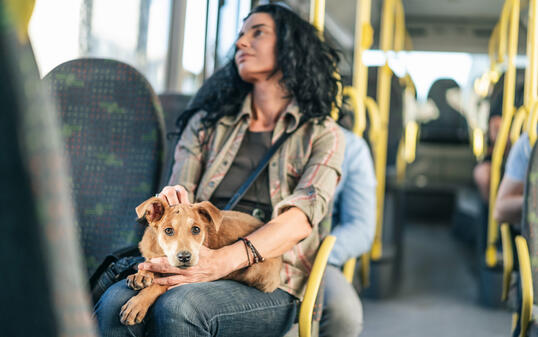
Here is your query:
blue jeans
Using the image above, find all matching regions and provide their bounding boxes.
[94,279,299,337]
[320,265,363,337]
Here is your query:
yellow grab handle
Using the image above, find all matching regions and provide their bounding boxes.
[342,258,356,284]
[344,86,366,138]
[404,121,418,163]
[515,236,533,337]
[486,0,520,268]
[473,128,485,159]
[510,106,528,145]
[529,102,538,146]
[500,224,514,301]
[299,235,336,337]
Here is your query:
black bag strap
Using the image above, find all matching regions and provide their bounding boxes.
[224,117,307,211]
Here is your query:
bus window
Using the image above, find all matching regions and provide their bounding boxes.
[29,0,172,92]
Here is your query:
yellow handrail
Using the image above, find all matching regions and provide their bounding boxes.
[365,96,381,147]
[515,236,533,337]
[310,0,340,121]
[473,128,485,159]
[526,0,538,138]
[372,0,406,260]
[404,121,419,163]
[342,257,356,284]
[486,0,520,268]
[351,0,373,137]
[530,102,538,146]
[344,87,366,137]
[510,106,528,144]
[299,235,336,337]
[500,224,514,301]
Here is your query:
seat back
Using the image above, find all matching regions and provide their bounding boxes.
[158,92,192,186]
[44,59,165,275]
[0,2,96,335]
[522,142,538,304]
[420,79,469,144]
[366,66,404,167]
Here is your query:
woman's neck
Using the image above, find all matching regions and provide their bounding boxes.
[249,78,290,132]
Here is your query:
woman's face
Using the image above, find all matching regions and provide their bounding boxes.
[235,13,278,83]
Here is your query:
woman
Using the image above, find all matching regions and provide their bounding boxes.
[95,4,344,336]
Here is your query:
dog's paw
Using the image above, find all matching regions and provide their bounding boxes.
[120,295,150,326]
[126,271,154,290]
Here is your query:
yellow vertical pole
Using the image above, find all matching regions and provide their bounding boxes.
[525,0,538,135]
[487,0,519,267]
[372,0,396,260]
[310,0,340,121]
[310,0,325,33]
[352,0,373,136]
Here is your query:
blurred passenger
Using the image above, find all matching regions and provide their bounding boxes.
[474,73,525,203]
[320,111,376,337]
[493,86,527,226]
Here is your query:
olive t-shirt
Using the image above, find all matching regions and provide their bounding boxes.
[210,129,273,221]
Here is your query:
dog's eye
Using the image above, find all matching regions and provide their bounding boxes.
[191,226,200,235]
[164,228,174,236]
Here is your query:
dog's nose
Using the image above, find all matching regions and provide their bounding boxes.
[177,251,191,263]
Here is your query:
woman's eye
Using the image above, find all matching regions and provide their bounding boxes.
[164,228,174,236]
[191,226,201,235]
[254,29,262,37]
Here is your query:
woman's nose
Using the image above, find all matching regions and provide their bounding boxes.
[235,34,249,49]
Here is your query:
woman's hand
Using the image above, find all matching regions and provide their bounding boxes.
[157,185,190,206]
[137,246,236,289]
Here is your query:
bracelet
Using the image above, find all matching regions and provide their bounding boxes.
[239,238,251,267]
[238,237,265,264]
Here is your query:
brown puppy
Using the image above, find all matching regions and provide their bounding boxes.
[119,197,282,325]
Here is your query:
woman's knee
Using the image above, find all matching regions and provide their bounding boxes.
[94,280,140,336]
[150,283,212,330]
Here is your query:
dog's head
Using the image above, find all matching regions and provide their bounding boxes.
[135,198,223,268]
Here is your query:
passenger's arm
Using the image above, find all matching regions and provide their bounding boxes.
[493,176,524,225]
[493,133,531,225]
[328,137,376,266]
[141,120,345,287]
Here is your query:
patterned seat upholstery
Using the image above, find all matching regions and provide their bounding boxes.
[44,58,165,276]
[0,2,96,335]
[157,92,192,186]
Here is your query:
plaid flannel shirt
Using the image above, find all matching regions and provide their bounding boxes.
[169,94,344,299]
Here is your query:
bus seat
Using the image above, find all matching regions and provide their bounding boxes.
[44,58,166,276]
[420,79,469,144]
[515,142,538,337]
[157,92,192,187]
[0,3,97,335]
[365,66,404,168]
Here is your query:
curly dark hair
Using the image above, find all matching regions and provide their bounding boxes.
[178,4,341,132]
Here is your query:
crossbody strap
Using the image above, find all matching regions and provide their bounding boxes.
[224,118,307,211]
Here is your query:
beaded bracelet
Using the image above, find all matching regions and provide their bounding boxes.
[238,237,265,265]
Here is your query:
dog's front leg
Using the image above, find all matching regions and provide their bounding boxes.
[120,283,168,325]
[126,270,155,290]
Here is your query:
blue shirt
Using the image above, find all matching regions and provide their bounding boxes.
[329,128,377,266]
[505,133,532,183]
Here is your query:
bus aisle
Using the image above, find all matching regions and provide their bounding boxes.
[362,220,511,337]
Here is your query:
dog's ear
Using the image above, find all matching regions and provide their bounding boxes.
[194,201,223,232]
[135,197,166,226]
